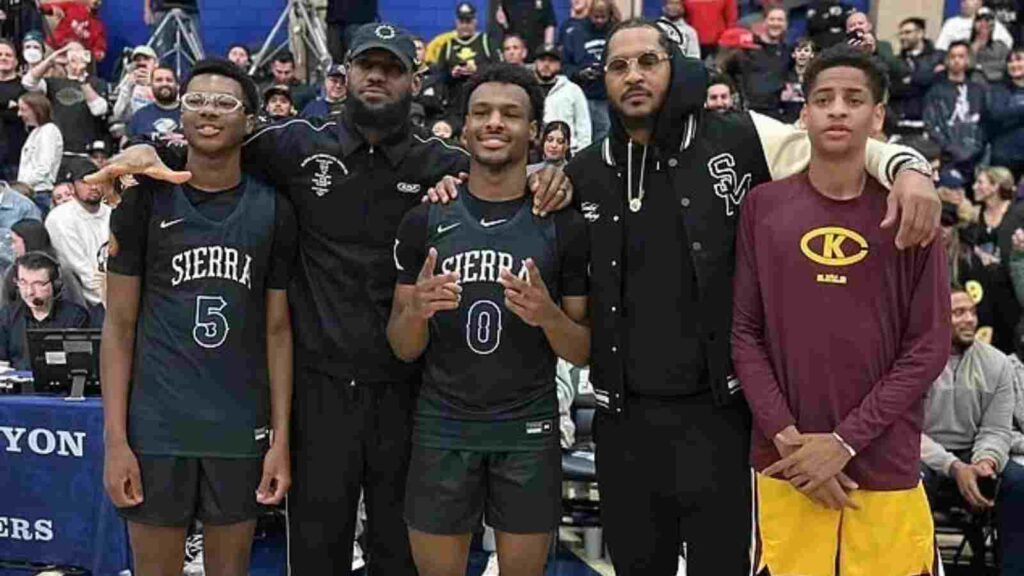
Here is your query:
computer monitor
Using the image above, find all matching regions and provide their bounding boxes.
[27,329,102,398]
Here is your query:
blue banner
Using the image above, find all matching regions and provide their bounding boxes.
[0,396,130,575]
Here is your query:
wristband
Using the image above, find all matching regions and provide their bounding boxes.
[832,432,857,457]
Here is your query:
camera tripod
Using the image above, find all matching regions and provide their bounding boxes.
[147,8,205,78]
[249,0,331,84]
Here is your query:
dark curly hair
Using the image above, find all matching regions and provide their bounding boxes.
[462,62,545,122]
[182,58,260,113]
[803,44,889,105]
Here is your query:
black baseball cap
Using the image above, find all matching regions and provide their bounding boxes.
[535,44,561,60]
[347,23,417,73]
[456,2,477,20]
[326,63,346,77]
[62,156,99,182]
[263,84,293,103]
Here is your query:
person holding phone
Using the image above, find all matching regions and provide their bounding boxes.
[21,41,109,153]
[921,286,1024,576]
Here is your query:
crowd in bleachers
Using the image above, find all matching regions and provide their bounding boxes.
[9,0,1024,573]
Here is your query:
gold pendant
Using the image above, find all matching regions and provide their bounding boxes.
[629,198,642,213]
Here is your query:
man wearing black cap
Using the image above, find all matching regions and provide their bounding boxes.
[46,156,109,306]
[535,44,591,153]
[88,21,572,576]
[262,84,295,121]
[301,64,347,119]
[439,2,499,116]
[494,0,557,59]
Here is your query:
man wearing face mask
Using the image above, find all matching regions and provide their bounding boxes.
[0,38,26,180]
[85,22,572,575]
[20,31,44,74]
[22,41,109,153]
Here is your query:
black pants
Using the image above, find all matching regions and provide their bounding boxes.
[327,22,362,64]
[287,367,417,575]
[595,392,752,576]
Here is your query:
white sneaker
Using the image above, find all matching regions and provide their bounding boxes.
[183,533,205,576]
[482,552,500,576]
[352,541,366,571]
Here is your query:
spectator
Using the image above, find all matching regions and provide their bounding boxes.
[264,52,315,113]
[683,0,737,55]
[534,44,591,153]
[51,180,73,208]
[143,0,198,30]
[40,0,106,62]
[960,166,1020,353]
[661,0,701,59]
[563,0,614,142]
[893,17,944,130]
[86,139,109,167]
[924,41,987,185]
[0,252,92,369]
[970,7,1012,85]
[19,31,45,75]
[502,33,528,65]
[262,84,295,122]
[988,0,1023,46]
[128,65,181,144]
[112,45,158,126]
[45,156,109,306]
[736,6,790,118]
[0,38,25,181]
[705,73,736,112]
[987,48,1024,179]
[557,0,590,47]
[938,0,1015,50]
[227,43,252,72]
[845,10,894,59]
[412,36,426,68]
[301,63,346,119]
[22,41,108,154]
[540,120,571,166]
[325,0,378,64]
[495,0,556,58]
[805,0,853,50]
[15,91,61,198]
[921,287,1024,576]
[438,3,499,116]
[0,177,40,270]
[778,38,815,123]
[0,218,86,307]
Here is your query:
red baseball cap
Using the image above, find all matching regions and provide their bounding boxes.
[718,27,761,50]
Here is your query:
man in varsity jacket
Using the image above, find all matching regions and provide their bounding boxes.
[562,18,942,576]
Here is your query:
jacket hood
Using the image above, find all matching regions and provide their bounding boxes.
[605,27,708,165]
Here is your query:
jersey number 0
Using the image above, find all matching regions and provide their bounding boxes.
[466,300,502,355]
[194,295,230,349]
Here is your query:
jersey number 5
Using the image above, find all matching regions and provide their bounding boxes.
[466,300,502,355]
[194,295,230,349]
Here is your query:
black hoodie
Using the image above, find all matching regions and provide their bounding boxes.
[566,25,925,413]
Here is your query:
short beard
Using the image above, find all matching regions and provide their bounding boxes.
[348,91,413,132]
[155,88,177,106]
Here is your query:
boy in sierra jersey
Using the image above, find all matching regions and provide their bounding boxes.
[731,46,950,576]
[388,63,589,576]
[101,59,297,576]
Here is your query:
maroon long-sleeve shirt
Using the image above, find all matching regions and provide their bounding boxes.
[731,172,951,490]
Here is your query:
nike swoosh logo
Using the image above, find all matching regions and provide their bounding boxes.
[480,218,507,228]
[437,223,461,234]
[160,218,185,229]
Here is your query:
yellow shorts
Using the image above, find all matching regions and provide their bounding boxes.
[753,473,940,576]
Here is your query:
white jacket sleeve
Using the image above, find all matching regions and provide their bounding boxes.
[46,212,102,304]
[935,19,957,51]
[750,110,926,189]
[996,21,1015,49]
[19,125,63,190]
[571,83,592,152]
[922,433,960,476]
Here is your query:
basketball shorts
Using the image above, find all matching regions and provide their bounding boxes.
[404,445,561,535]
[754,473,940,576]
[117,455,267,527]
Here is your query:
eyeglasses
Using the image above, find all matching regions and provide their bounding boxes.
[604,51,670,76]
[17,279,51,291]
[181,91,244,114]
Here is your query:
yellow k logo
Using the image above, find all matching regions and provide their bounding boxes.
[800,227,869,267]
